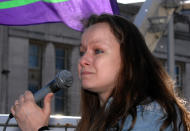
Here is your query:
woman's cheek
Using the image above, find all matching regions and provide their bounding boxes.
[77,65,81,79]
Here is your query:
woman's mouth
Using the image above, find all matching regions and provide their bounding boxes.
[81,71,94,75]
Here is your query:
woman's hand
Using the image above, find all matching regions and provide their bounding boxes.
[11,91,54,131]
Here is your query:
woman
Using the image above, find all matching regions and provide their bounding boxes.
[11,14,190,131]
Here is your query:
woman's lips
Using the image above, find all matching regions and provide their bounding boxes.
[81,71,94,75]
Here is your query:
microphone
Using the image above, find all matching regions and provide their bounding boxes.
[9,70,73,118]
[34,70,73,102]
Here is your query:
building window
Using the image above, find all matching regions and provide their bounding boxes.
[29,44,41,69]
[56,48,66,70]
[55,46,70,114]
[175,65,182,87]
[28,43,71,114]
[28,43,42,94]
[158,59,184,92]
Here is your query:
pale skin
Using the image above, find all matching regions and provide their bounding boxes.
[11,22,121,130]
[78,22,121,105]
[11,91,53,131]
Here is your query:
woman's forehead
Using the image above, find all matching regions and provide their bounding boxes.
[81,23,117,46]
[82,23,110,36]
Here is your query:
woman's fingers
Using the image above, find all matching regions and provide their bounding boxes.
[10,90,52,131]
[24,91,35,102]
[43,93,54,116]
[14,100,19,105]
[19,95,24,104]
[10,105,15,116]
[11,91,34,117]
[11,99,20,117]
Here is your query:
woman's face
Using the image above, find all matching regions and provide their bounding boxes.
[78,22,121,100]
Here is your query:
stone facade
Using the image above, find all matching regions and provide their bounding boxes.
[154,20,190,103]
[0,23,81,116]
[0,4,190,116]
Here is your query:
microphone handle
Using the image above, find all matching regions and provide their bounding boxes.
[9,80,56,119]
[9,87,52,119]
[34,86,52,103]
[34,79,59,103]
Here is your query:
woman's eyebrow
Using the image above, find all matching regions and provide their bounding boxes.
[91,41,111,49]
[80,39,111,49]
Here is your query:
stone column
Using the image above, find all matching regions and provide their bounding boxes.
[0,26,9,113]
[184,63,190,109]
[68,45,81,115]
[41,42,56,112]
[8,36,29,112]
[167,15,175,80]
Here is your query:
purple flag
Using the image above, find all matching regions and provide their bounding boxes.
[0,0,119,31]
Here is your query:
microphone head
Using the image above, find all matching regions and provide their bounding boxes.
[55,70,73,89]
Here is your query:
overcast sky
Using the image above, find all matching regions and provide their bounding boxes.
[117,0,145,4]
[117,0,190,4]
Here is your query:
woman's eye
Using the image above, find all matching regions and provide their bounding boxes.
[80,51,85,57]
[95,49,104,54]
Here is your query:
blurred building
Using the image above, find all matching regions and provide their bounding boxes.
[0,23,81,115]
[120,1,190,106]
[0,1,190,116]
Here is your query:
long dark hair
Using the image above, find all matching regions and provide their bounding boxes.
[76,14,190,131]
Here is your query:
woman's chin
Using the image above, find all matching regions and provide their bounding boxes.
[82,84,97,92]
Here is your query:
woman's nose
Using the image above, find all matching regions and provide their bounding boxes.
[79,52,92,67]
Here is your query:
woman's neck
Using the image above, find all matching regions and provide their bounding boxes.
[98,92,110,107]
